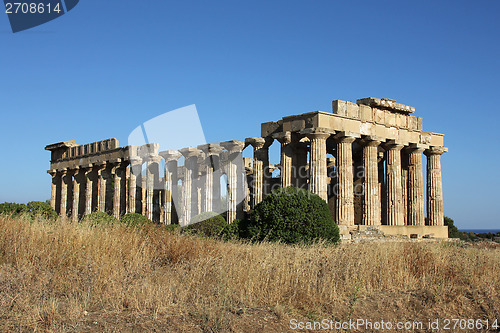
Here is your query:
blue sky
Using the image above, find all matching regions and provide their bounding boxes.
[0,0,498,229]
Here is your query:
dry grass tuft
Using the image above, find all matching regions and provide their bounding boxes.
[0,215,499,332]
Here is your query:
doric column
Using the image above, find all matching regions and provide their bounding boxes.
[384,142,404,226]
[334,133,357,226]
[273,132,293,188]
[300,128,331,201]
[60,169,68,217]
[401,151,409,225]
[361,137,382,226]
[48,170,58,210]
[128,157,142,214]
[293,139,309,189]
[72,168,82,221]
[406,145,426,226]
[220,140,245,223]
[245,137,272,207]
[197,144,224,214]
[146,155,161,221]
[159,150,181,225]
[110,160,122,219]
[179,147,202,226]
[95,163,106,213]
[84,167,93,215]
[425,146,447,226]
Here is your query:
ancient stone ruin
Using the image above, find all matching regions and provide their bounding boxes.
[45,97,448,239]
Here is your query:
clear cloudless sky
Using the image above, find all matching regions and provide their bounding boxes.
[0,0,498,229]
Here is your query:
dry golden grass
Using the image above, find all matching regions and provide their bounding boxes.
[0,215,499,332]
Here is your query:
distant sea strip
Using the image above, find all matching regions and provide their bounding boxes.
[460,229,500,234]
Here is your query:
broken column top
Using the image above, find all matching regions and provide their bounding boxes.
[356,97,415,114]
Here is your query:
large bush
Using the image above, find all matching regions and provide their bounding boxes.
[81,212,118,226]
[184,212,227,238]
[245,186,339,244]
[120,213,153,227]
[0,201,57,221]
[26,201,58,221]
[0,202,28,216]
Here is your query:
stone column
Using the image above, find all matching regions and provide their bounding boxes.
[220,141,245,223]
[401,151,409,225]
[425,147,447,226]
[273,132,293,188]
[110,160,122,219]
[300,128,331,201]
[179,147,202,226]
[96,163,106,213]
[293,140,309,189]
[384,142,404,226]
[334,133,357,226]
[159,150,181,225]
[128,157,142,214]
[60,169,68,216]
[146,155,161,221]
[84,167,93,215]
[361,137,382,226]
[199,144,224,214]
[406,146,426,226]
[48,170,58,210]
[245,137,272,207]
[72,168,81,221]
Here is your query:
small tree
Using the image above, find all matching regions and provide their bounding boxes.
[184,212,227,238]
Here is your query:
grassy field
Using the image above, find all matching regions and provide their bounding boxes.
[0,215,499,332]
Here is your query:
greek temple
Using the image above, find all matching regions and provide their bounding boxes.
[45,97,448,238]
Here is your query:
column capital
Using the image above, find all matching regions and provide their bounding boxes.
[360,135,383,147]
[405,143,427,153]
[144,155,162,164]
[245,137,273,150]
[334,131,360,144]
[179,147,203,158]
[220,140,245,154]
[47,169,57,176]
[424,146,448,156]
[159,150,182,162]
[383,140,405,151]
[197,143,224,156]
[129,156,143,166]
[299,127,333,140]
[272,131,292,144]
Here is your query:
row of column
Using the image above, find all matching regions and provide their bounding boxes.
[271,129,446,227]
[49,133,445,227]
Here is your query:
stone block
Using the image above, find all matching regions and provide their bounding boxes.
[373,108,385,125]
[429,134,444,146]
[420,132,432,145]
[359,104,373,122]
[332,100,359,119]
[386,111,397,127]
[261,121,282,137]
[417,117,423,131]
[396,114,407,129]
[407,116,418,131]
[359,122,374,136]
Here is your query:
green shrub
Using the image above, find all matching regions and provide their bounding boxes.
[184,212,227,238]
[444,216,464,239]
[81,212,118,226]
[245,186,340,244]
[120,213,153,227]
[165,224,181,233]
[222,219,241,241]
[26,201,58,221]
[0,202,28,216]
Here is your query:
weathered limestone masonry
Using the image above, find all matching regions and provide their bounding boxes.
[46,97,448,239]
